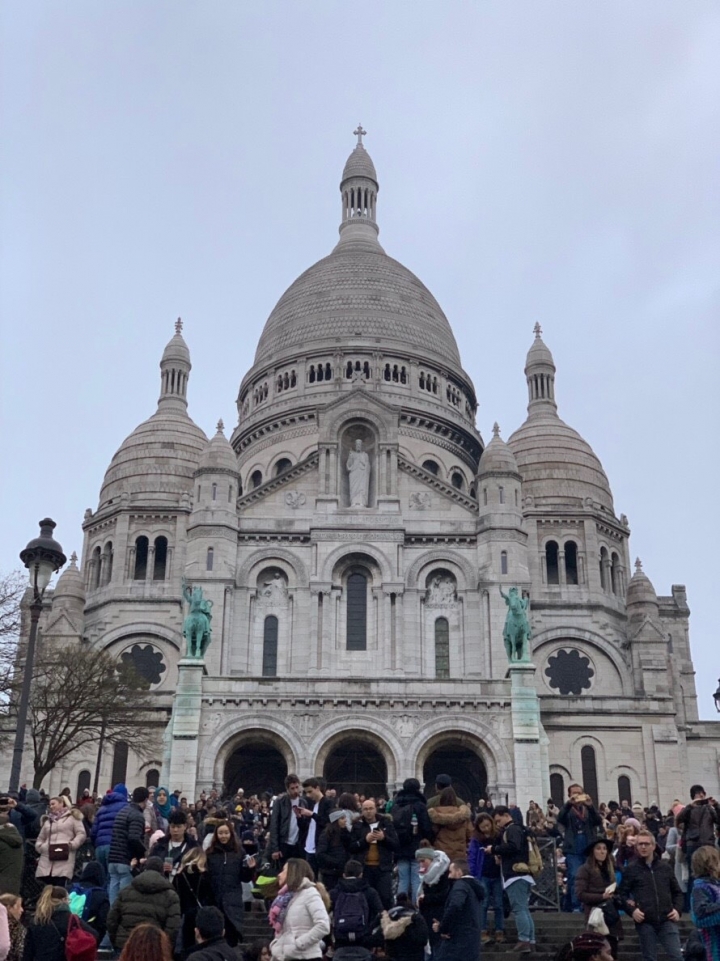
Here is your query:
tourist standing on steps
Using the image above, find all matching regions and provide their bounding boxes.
[618,829,683,961]
[690,846,720,961]
[268,775,310,866]
[206,820,256,947]
[676,786,720,893]
[349,798,399,909]
[575,838,623,959]
[432,858,484,961]
[300,778,335,877]
[468,813,505,944]
[316,811,352,891]
[90,783,129,883]
[269,858,330,961]
[416,847,450,961]
[490,805,535,954]
[108,787,149,905]
[34,796,86,888]
[427,787,472,862]
[391,778,433,905]
[558,784,603,912]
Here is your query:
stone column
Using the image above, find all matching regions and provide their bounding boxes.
[509,662,544,810]
[167,657,205,800]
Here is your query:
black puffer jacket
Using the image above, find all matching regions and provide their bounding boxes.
[316,822,352,885]
[108,802,146,864]
[618,854,684,927]
[391,790,433,860]
[106,868,181,949]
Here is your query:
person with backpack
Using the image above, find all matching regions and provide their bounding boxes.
[330,860,382,949]
[67,862,110,944]
[431,858,484,961]
[380,891,429,961]
[22,884,99,961]
[490,806,535,954]
[391,779,433,906]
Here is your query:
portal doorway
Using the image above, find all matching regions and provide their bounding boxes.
[224,743,288,797]
[423,739,487,803]
[324,737,388,798]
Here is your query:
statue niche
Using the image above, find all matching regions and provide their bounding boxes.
[255,568,288,607]
[340,424,376,508]
[425,571,457,608]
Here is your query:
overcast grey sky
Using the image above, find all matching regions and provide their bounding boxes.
[1,2,718,716]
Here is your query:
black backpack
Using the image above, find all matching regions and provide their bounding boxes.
[334,889,370,942]
[392,804,416,844]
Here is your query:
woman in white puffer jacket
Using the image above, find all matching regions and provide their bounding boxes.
[270,859,331,961]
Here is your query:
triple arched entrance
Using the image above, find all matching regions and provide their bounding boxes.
[221,730,489,803]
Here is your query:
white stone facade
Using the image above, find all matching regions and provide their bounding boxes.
[28,137,720,809]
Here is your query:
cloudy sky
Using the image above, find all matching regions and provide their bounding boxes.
[1,3,718,714]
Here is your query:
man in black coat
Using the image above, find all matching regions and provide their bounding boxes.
[331,859,384,947]
[349,798,400,909]
[491,806,535,953]
[108,786,149,905]
[434,859,484,961]
[268,774,310,865]
[188,906,239,961]
[618,829,684,961]
[391,778,433,906]
[300,777,336,875]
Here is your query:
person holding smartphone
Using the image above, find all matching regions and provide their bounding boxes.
[149,809,198,879]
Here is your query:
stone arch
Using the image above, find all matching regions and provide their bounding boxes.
[269,450,295,475]
[322,404,396,444]
[97,623,182,653]
[532,628,630,695]
[237,548,309,589]
[199,714,303,788]
[309,716,402,788]
[406,550,477,591]
[320,543,393,584]
[407,716,514,795]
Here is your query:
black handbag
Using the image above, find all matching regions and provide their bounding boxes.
[601,898,621,928]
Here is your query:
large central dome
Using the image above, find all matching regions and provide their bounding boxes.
[253,135,462,373]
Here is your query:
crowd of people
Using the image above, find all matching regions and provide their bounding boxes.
[0,777,718,961]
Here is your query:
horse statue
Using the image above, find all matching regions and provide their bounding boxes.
[500,586,531,662]
[182,579,213,659]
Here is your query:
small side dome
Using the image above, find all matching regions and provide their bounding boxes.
[196,420,239,475]
[626,558,659,614]
[525,323,556,370]
[342,143,378,184]
[478,423,520,476]
[52,552,85,611]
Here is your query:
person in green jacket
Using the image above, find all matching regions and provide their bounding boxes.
[0,816,23,895]
[106,857,181,951]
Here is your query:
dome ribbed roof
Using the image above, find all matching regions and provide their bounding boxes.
[254,244,462,369]
[626,558,659,611]
[197,420,239,475]
[52,552,85,608]
[478,424,520,476]
[342,144,378,183]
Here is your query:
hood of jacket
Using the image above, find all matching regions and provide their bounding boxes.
[26,789,41,803]
[393,789,427,809]
[80,861,106,886]
[0,824,22,847]
[454,875,484,902]
[428,804,471,826]
[101,787,129,807]
[132,869,175,895]
[335,876,373,895]
[420,850,450,887]
[42,807,84,827]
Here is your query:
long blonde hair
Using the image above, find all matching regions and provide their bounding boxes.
[35,886,68,924]
[179,846,207,873]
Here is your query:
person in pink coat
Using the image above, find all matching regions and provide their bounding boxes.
[35,796,86,886]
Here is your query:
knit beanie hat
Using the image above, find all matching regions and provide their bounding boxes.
[144,856,165,874]
[329,809,346,824]
[415,847,436,860]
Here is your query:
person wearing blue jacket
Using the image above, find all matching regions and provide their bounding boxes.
[91,785,129,881]
[468,813,505,944]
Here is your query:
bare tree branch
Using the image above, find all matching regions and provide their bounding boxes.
[0,571,25,703]
[26,643,161,789]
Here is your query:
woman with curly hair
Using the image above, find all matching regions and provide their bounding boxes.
[555,932,614,961]
[118,922,173,961]
[0,895,24,961]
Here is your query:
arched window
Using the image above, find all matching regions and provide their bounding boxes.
[546,541,560,585]
[435,618,450,679]
[498,485,504,504]
[133,536,149,580]
[422,460,439,475]
[483,488,488,506]
[206,548,214,572]
[103,541,113,586]
[262,616,279,676]
[110,740,129,787]
[599,547,608,591]
[211,482,217,500]
[581,745,599,805]
[146,768,160,788]
[250,470,263,489]
[565,541,579,585]
[611,553,620,595]
[501,551,508,575]
[618,775,632,805]
[91,545,102,589]
[451,472,465,490]
[76,769,91,800]
[346,572,368,651]
[274,458,292,476]
[153,536,168,580]
[550,772,565,807]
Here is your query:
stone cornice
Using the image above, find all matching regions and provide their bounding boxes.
[200,693,510,711]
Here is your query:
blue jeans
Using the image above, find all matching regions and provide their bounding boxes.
[94,844,110,887]
[506,879,535,944]
[108,862,132,905]
[397,858,421,903]
[565,853,585,911]
[636,922,683,961]
[480,877,505,932]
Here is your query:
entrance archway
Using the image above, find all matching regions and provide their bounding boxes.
[423,739,487,803]
[224,742,288,796]
[324,737,388,798]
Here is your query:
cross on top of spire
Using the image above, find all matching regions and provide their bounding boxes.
[533,322,542,338]
[175,317,183,335]
[216,418,225,434]
[353,123,367,146]
[492,422,501,437]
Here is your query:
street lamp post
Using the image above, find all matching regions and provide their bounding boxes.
[9,518,66,793]
[714,679,720,714]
